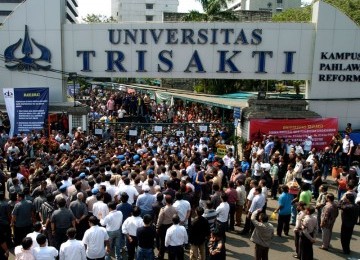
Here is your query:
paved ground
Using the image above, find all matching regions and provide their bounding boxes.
[223,197,360,260]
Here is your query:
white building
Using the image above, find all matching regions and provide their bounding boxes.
[111,0,179,22]
[229,0,301,13]
[0,0,79,24]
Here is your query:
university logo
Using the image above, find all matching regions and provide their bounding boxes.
[3,90,14,98]
[4,25,51,71]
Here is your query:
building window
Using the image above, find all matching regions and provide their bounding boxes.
[146,3,154,9]
[277,0,283,3]
[146,15,154,21]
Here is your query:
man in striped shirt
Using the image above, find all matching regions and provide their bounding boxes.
[203,201,217,232]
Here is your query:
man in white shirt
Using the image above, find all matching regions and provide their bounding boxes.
[121,206,143,260]
[158,167,170,188]
[215,193,230,241]
[32,234,58,260]
[59,228,86,260]
[116,178,138,205]
[100,202,123,260]
[249,187,266,214]
[294,156,304,183]
[342,133,354,169]
[253,157,262,181]
[239,179,258,235]
[165,214,188,260]
[117,106,127,121]
[92,193,109,220]
[26,222,45,249]
[173,192,191,227]
[83,216,110,260]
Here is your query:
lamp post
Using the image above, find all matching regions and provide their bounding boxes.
[69,72,77,107]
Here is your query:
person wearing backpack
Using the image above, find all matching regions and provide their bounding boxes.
[336,170,348,201]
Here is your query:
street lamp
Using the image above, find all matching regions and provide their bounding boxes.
[69,72,77,107]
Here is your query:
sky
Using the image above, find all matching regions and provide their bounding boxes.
[77,0,203,20]
[78,0,312,21]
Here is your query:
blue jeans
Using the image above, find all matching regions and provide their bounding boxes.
[136,247,154,260]
[322,164,330,179]
[106,229,122,260]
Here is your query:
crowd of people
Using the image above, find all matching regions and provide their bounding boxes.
[0,93,359,260]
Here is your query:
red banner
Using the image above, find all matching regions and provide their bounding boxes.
[249,118,338,150]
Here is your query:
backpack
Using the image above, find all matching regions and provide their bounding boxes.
[338,177,347,190]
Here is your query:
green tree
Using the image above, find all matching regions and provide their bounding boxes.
[82,14,117,23]
[182,0,237,22]
[182,1,241,94]
[273,0,360,25]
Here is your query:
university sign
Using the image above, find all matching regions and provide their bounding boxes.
[63,23,314,80]
[0,0,359,129]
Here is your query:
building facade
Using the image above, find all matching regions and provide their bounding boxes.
[111,0,179,22]
[0,0,78,24]
[229,0,301,13]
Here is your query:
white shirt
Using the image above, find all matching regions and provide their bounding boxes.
[247,188,256,201]
[121,216,144,236]
[249,193,266,213]
[117,185,139,204]
[342,138,354,153]
[294,161,303,179]
[165,224,188,247]
[32,246,58,260]
[82,225,109,259]
[92,201,109,220]
[26,231,46,249]
[236,185,246,206]
[59,239,86,260]
[100,210,123,232]
[261,186,268,200]
[173,199,191,224]
[254,162,262,177]
[158,173,170,188]
[295,145,304,155]
[215,202,230,223]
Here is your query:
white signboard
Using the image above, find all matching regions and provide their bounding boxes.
[154,126,163,132]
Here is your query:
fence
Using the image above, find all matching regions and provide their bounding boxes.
[90,121,236,144]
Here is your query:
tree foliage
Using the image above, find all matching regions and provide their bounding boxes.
[182,0,238,22]
[272,0,360,25]
[82,14,117,23]
[182,0,241,94]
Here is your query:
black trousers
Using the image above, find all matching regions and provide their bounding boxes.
[157,224,172,260]
[228,203,236,230]
[168,245,184,260]
[55,228,69,250]
[299,232,313,260]
[277,214,290,236]
[14,225,32,246]
[126,235,138,260]
[341,224,354,254]
[255,243,269,260]
[242,214,255,234]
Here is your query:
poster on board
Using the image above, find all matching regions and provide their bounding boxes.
[249,118,338,150]
[3,88,49,137]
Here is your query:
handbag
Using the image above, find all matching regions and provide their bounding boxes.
[270,211,278,221]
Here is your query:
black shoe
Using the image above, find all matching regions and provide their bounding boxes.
[284,233,289,236]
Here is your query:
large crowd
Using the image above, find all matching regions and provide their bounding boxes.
[0,91,359,260]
